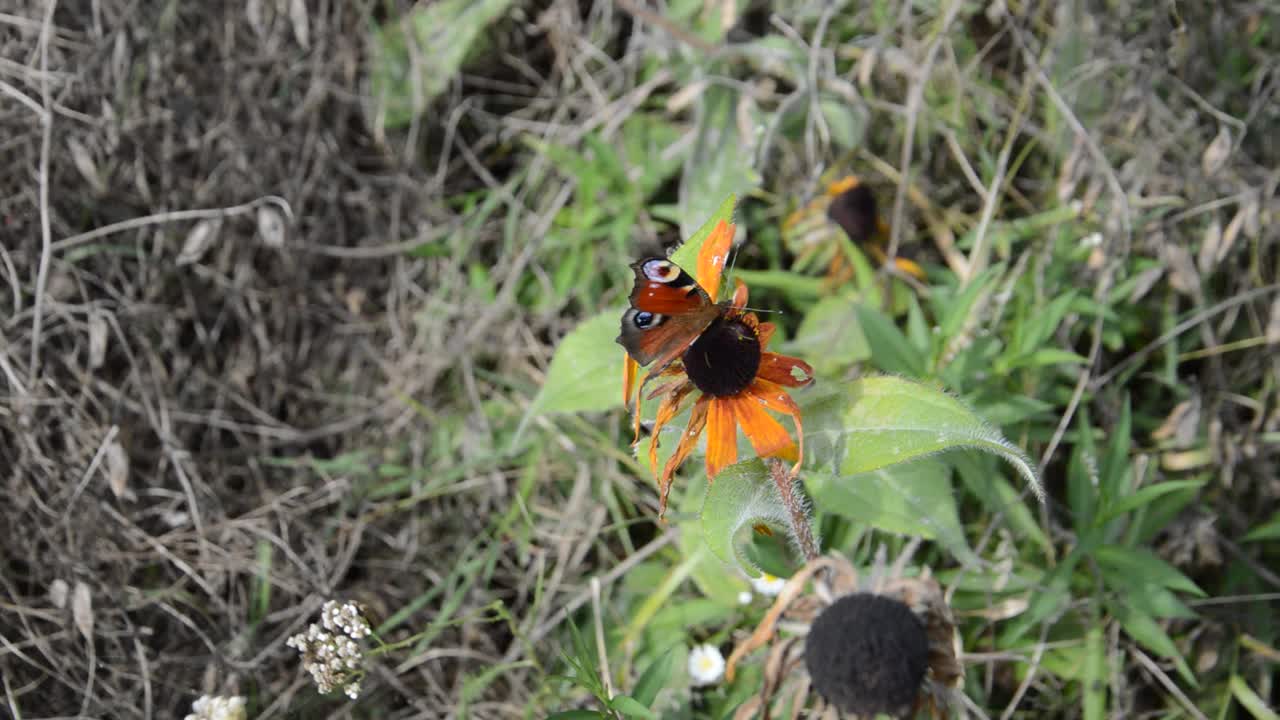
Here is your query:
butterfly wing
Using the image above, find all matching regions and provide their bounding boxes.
[617,258,720,367]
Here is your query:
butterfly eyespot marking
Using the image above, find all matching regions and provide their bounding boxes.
[641,259,681,283]
[632,311,664,329]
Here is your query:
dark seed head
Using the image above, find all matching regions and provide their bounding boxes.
[682,315,761,397]
[805,593,930,717]
[827,183,878,243]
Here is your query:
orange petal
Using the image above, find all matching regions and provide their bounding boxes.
[744,379,806,475]
[757,322,776,348]
[892,256,926,281]
[704,397,739,481]
[656,395,711,517]
[623,355,638,407]
[727,393,794,460]
[826,175,861,196]
[648,381,696,474]
[697,220,735,301]
[730,277,748,312]
[757,352,814,388]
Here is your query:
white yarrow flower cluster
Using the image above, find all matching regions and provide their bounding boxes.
[688,643,726,686]
[184,695,246,720]
[287,600,370,699]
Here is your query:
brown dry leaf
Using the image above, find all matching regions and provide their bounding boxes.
[1241,196,1260,239]
[246,0,267,38]
[257,205,287,248]
[49,579,69,609]
[1197,216,1222,273]
[856,47,876,89]
[289,0,310,49]
[1201,125,1232,176]
[178,219,221,266]
[666,81,707,113]
[72,581,94,641]
[1266,293,1280,345]
[1163,243,1200,296]
[1129,266,1165,303]
[1160,448,1212,471]
[88,310,108,369]
[67,137,105,196]
[1151,397,1200,448]
[105,438,128,499]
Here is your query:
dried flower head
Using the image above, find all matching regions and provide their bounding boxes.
[726,552,963,719]
[184,695,246,720]
[805,593,930,716]
[287,600,370,699]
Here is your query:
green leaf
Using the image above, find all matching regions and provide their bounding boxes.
[631,648,678,707]
[1113,600,1196,685]
[1082,625,1106,720]
[701,459,812,574]
[1096,479,1205,527]
[1230,675,1280,720]
[952,452,1051,556]
[611,695,659,719]
[819,95,868,150]
[669,194,739,281]
[368,0,515,130]
[1244,510,1280,542]
[851,304,927,377]
[834,376,1043,503]
[789,296,872,373]
[525,310,625,416]
[1094,545,1205,597]
[807,460,974,564]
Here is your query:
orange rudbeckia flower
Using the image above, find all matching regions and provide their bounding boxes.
[617,221,814,517]
[782,175,926,283]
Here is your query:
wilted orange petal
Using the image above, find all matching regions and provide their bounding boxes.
[728,393,794,460]
[648,381,696,472]
[757,352,814,388]
[656,395,711,517]
[697,220,735,301]
[730,277,748,312]
[623,355,638,407]
[757,322,776,348]
[704,397,739,480]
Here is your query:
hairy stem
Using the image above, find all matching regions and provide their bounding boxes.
[768,459,819,563]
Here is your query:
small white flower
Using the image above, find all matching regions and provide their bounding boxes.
[750,572,787,596]
[737,591,753,605]
[184,694,246,720]
[688,644,725,686]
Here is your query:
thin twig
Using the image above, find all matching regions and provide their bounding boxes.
[28,0,58,385]
[590,578,614,699]
[48,196,293,252]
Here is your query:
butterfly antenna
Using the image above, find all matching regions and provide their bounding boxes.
[741,305,785,315]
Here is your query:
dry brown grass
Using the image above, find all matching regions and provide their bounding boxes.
[3,0,1279,718]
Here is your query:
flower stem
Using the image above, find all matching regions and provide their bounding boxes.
[768,459,819,563]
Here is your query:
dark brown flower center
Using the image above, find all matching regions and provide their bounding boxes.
[682,315,761,397]
[804,593,929,717]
